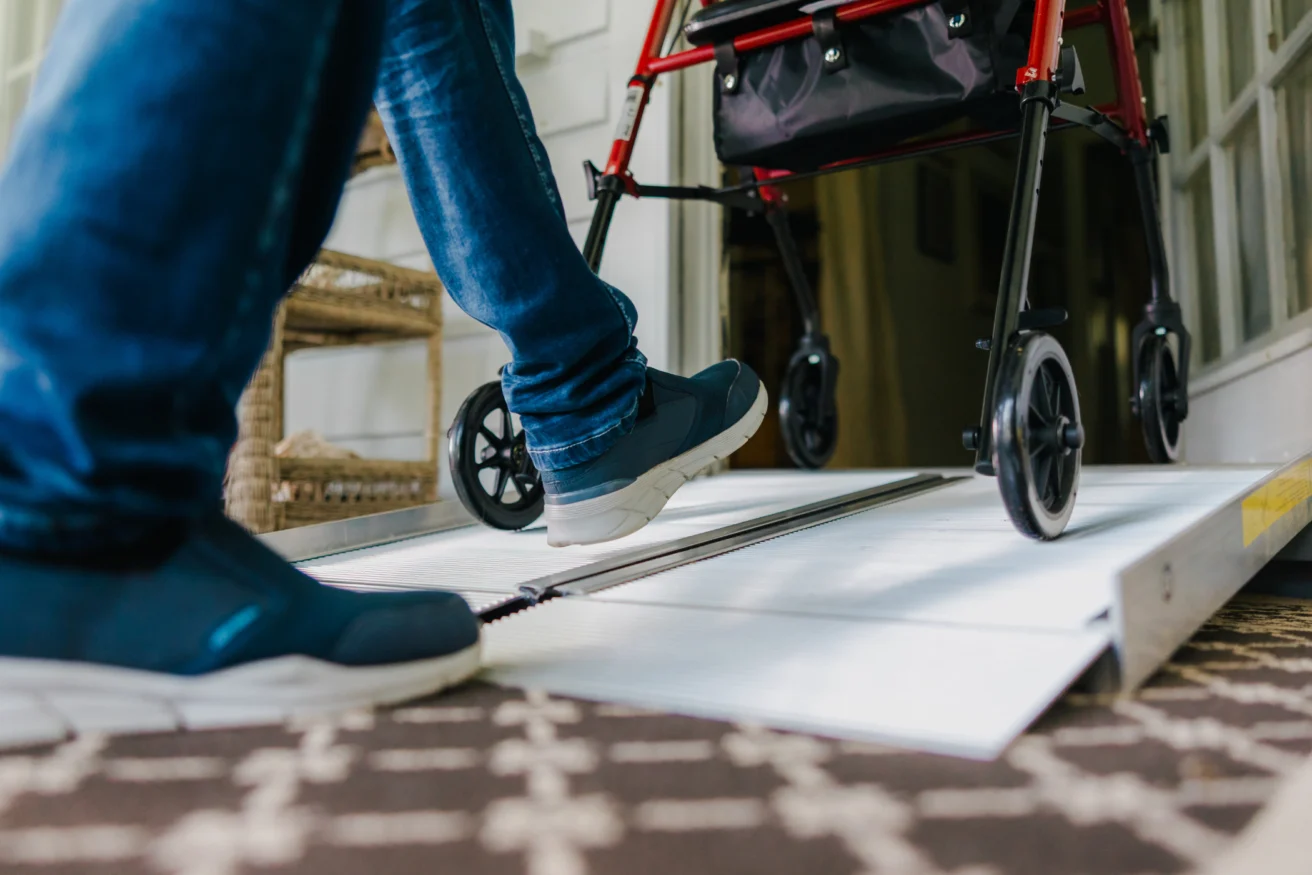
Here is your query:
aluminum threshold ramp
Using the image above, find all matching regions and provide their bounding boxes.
[290,471,935,612]
[271,456,1312,759]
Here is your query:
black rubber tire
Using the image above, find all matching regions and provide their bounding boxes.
[448,381,544,531]
[779,352,838,470]
[1138,333,1183,464]
[992,332,1083,540]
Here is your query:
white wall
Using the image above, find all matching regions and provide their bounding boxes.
[1183,324,1312,464]
[288,0,679,498]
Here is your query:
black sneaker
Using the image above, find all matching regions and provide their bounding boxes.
[0,513,481,750]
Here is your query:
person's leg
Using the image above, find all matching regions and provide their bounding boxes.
[373,0,647,472]
[0,0,479,750]
[375,0,767,546]
[0,0,364,553]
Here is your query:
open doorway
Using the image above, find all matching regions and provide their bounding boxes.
[725,4,1159,470]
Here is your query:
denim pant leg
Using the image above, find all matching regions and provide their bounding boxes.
[0,0,384,554]
[374,0,648,472]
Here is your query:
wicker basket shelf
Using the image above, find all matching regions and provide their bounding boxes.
[224,249,445,534]
[275,457,439,528]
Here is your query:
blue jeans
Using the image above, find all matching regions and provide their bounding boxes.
[0,0,646,554]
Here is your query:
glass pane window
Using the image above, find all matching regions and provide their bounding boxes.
[1184,0,1209,148]
[1283,48,1312,317]
[1189,170,1223,363]
[1224,0,1256,102]
[1281,0,1312,41]
[1232,113,1271,341]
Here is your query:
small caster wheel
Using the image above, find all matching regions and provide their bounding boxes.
[448,381,544,530]
[1137,332,1183,463]
[779,347,839,469]
[992,332,1083,540]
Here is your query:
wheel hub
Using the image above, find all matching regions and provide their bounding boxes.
[1061,419,1085,452]
[1045,414,1084,454]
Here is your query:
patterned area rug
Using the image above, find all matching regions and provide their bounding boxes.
[2,593,1311,875]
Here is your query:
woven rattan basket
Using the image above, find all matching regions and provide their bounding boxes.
[224,249,444,533]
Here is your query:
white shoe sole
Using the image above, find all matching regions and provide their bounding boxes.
[0,638,481,752]
[545,382,768,547]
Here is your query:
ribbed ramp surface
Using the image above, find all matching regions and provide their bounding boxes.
[301,466,1279,759]
[301,471,919,611]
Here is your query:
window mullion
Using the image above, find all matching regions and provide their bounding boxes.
[1213,85,1260,140]
[1153,0,1189,335]
[1200,0,1242,355]
[1209,141,1242,353]
[4,56,39,82]
[1259,84,1291,328]
[27,0,40,58]
[1202,0,1226,138]
[1172,141,1208,184]
[1269,9,1312,82]
[1158,0,1202,348]
[1253,0,1291,330]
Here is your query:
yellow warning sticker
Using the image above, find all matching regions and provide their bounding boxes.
[1242,459,1312,547]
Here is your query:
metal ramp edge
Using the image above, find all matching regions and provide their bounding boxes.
[1112,454,1312,691]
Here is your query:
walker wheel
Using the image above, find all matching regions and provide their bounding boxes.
[779,350,838,469]
[448,381,544,530]
[993,333,1083,540]
[1137,333,1183,464]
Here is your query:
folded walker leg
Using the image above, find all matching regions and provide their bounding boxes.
[1129,137,1190,463]
[1099,0,1190,462]
[762,192,839,470]
[968,80,1085,540]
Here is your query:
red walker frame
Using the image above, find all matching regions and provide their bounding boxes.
[599,0,1148,197]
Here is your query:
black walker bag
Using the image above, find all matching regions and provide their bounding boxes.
[710,0,1030,171]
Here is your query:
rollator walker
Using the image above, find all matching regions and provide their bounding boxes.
[448,0,1191,541]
